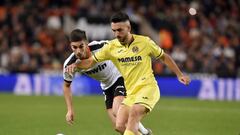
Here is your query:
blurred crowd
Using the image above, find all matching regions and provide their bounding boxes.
[0,0,239,77]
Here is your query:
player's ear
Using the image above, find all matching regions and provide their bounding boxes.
[70,44,74,50]
[125,20,131,32]
[127,24,131,32]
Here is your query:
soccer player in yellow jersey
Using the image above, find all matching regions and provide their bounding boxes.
[66,12,191,135]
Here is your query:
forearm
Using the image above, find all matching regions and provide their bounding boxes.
[161,53,184,77]
[63,83,73,111]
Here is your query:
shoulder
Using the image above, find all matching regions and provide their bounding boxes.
[63,53,77,68]
[106,39,121,49]
[88,40,108,46]
[88,40,108,51]
[133,34,152,44]
[134,34,149,40]
[108,39,119,45]
[133,35,154,47]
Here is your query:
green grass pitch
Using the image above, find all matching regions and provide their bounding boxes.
[0,93,239,135]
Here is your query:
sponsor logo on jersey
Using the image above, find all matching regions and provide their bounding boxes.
[118,56,142,63]
[85,63,107,74]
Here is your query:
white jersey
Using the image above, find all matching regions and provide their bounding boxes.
[63,40,122,90]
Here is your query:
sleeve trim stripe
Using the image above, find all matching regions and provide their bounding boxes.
[156,49,163,58]
[135,102,153,110]
[64,80,72,83]
[64,53,77,68]
[93,53,99,62]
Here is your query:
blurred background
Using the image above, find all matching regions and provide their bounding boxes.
[0,0,239,76]
[0,0,239,97]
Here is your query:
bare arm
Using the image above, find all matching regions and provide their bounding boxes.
[160,53,191,85]
[160,53,183,77]
[63,81,74,125]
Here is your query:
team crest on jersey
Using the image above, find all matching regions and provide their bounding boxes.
[132,46,139,53]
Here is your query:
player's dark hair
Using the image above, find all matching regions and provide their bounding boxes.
[70,29,87,42]
[110,12,130,23]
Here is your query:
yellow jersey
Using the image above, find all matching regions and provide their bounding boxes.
[93,34,164,95]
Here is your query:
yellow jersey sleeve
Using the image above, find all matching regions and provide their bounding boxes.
[92,42,111,62]
[147,38,164,59]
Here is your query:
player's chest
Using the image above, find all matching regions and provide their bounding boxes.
[112,45,146,58]
[111,44,148,65]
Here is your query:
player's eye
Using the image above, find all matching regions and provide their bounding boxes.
[79,45,84,49]
[112,29,122,33]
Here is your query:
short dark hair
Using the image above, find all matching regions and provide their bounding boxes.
[110,12,130,23]
[70,29,87,42]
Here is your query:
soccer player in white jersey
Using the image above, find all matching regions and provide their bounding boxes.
[63,29,151,135]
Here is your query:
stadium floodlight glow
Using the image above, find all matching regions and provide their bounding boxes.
[189,7,197,16]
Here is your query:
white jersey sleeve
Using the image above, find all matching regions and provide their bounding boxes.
[63,53,78,82]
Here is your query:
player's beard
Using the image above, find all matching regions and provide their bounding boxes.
[117,35,128,45]
[75,51,86,59]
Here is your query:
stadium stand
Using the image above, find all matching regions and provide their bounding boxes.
[0,0,239,77]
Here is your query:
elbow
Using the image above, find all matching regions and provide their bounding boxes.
[161,53,174,65]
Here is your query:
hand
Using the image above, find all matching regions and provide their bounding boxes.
[178,75,191,85]
[65,63,77,76]
[66,110,74,125]
[65,59,82,75]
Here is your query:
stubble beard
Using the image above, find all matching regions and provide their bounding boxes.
[118,35,128,45]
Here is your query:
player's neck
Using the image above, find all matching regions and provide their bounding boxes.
[79,48,92,60]
[126,34,134,47]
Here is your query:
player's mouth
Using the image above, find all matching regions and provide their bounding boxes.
[117,36,123,41]
[118,38,127,45]
[77,53,88,60]
[76,54,83,59]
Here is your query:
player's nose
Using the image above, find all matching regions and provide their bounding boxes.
[76,48,81,54]
[114,31,120,37]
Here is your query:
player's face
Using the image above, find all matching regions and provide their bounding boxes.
[111,21,131,44]
[70,40,90,59]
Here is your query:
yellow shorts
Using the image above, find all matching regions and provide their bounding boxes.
[122,84,160,112]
